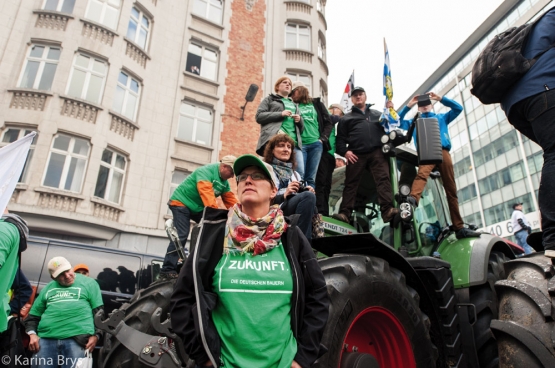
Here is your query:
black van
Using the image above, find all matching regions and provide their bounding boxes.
[22,236,164,313]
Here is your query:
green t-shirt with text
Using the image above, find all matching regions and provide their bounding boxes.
[279,98,298,145]
[170,163,231,213]
[30,273,103,339]
[211,244,297,368]
[0,220,19,332]
[299,103,320,145]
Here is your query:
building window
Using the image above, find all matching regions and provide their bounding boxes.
[43,135,90,192]
[126,6,150,50]
[285,23,311,51]
[113,71,140,121]
[185,43,218,81]
[66,53,107,104]
[320,86,327,106]
[318,37,326,60]
[1,128,38,183]
[316,0,324,13]
[94,149,126,203]
[85,0,121,30]
[286,72,312,94]
[168,171,189,214]
[18,45,60,91]
[43,0,76,13]
[177,102,213,146]
[193,0,223,24]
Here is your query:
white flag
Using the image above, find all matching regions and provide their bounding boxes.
[340,71,355,114]
[0,132,36,214]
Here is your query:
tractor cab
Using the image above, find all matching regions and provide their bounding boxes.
[323,145,452,258]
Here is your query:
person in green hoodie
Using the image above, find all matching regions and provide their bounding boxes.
[160,156,238,279]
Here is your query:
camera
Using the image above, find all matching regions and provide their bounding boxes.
[297,180,309,193]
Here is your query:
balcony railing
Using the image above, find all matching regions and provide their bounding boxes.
[285,49,313,63]
[34,10,73,31]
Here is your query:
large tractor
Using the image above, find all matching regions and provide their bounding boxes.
[96,145,522,368]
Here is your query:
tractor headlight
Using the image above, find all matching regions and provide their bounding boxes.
[389,130,397,140]
[382,144,391,154]
[399,202,413,222]
[399,184,411,196]
[381,135,390,144]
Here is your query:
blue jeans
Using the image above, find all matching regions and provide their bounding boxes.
[32,337,85,368]
[515,230,534,254]
[301,141,323,189]
[294,147,304,181]
[281,191,316,241]
[161,205,203,274]
[509,89,555,250]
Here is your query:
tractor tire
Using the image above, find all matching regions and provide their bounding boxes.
[99,279,183,368]
[468,250,508,368]
[491,252,555,367]
[315,255,437,368]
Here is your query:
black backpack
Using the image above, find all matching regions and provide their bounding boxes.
[471,8,554,105]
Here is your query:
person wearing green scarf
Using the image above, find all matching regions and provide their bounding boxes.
[170,154,329,368]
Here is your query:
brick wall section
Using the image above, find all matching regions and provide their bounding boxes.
[220,0,267,159]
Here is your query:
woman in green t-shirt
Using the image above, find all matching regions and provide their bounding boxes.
[170,154,329,368]
[289,82,333,190]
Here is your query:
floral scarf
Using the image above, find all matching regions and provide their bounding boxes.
[225,203,287,255]
[271,158,294,190]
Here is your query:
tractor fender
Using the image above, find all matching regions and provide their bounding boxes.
[438,234,515,288]
[313,233,436,312]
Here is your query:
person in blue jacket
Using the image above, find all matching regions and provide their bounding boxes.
[390,92,480,239]
[501,7,555,251]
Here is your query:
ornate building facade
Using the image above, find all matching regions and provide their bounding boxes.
[0,0,329,253]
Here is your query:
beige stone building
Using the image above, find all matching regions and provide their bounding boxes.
[0,0,329,254]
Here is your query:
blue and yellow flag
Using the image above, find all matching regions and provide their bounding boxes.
[381,39,400,133]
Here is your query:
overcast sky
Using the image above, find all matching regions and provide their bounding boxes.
[325,0,504,107]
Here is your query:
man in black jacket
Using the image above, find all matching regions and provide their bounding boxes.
[333,87,398,224]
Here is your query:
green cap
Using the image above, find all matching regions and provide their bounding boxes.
[233,154,276,187]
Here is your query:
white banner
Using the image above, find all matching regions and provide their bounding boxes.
[0,132,36,214]
[478,210,541,238]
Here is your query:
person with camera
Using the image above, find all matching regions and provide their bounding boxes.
[392,92,480,239]
[511,203,534,254]
[334,87,398,225]
[170,154,329,368]
[263,134,317,241]
[255,76,305,176]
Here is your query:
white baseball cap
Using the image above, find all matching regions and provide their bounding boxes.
[48,256,72,278]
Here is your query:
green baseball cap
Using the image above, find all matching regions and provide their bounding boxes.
[233,154,276,187]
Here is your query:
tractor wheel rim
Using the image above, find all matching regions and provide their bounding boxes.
[340,306,416,368]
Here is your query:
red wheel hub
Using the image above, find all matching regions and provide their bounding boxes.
[340,306,416,368]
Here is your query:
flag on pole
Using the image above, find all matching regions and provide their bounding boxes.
[0,132,36,214]
[340,71,355,114]
[381,39,400,133]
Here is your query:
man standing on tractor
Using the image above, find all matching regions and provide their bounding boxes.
[391,92,480,239]
[334,87,398,224]
[159,156,238,279]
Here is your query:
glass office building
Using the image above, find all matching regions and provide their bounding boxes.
[400,0,553,240]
